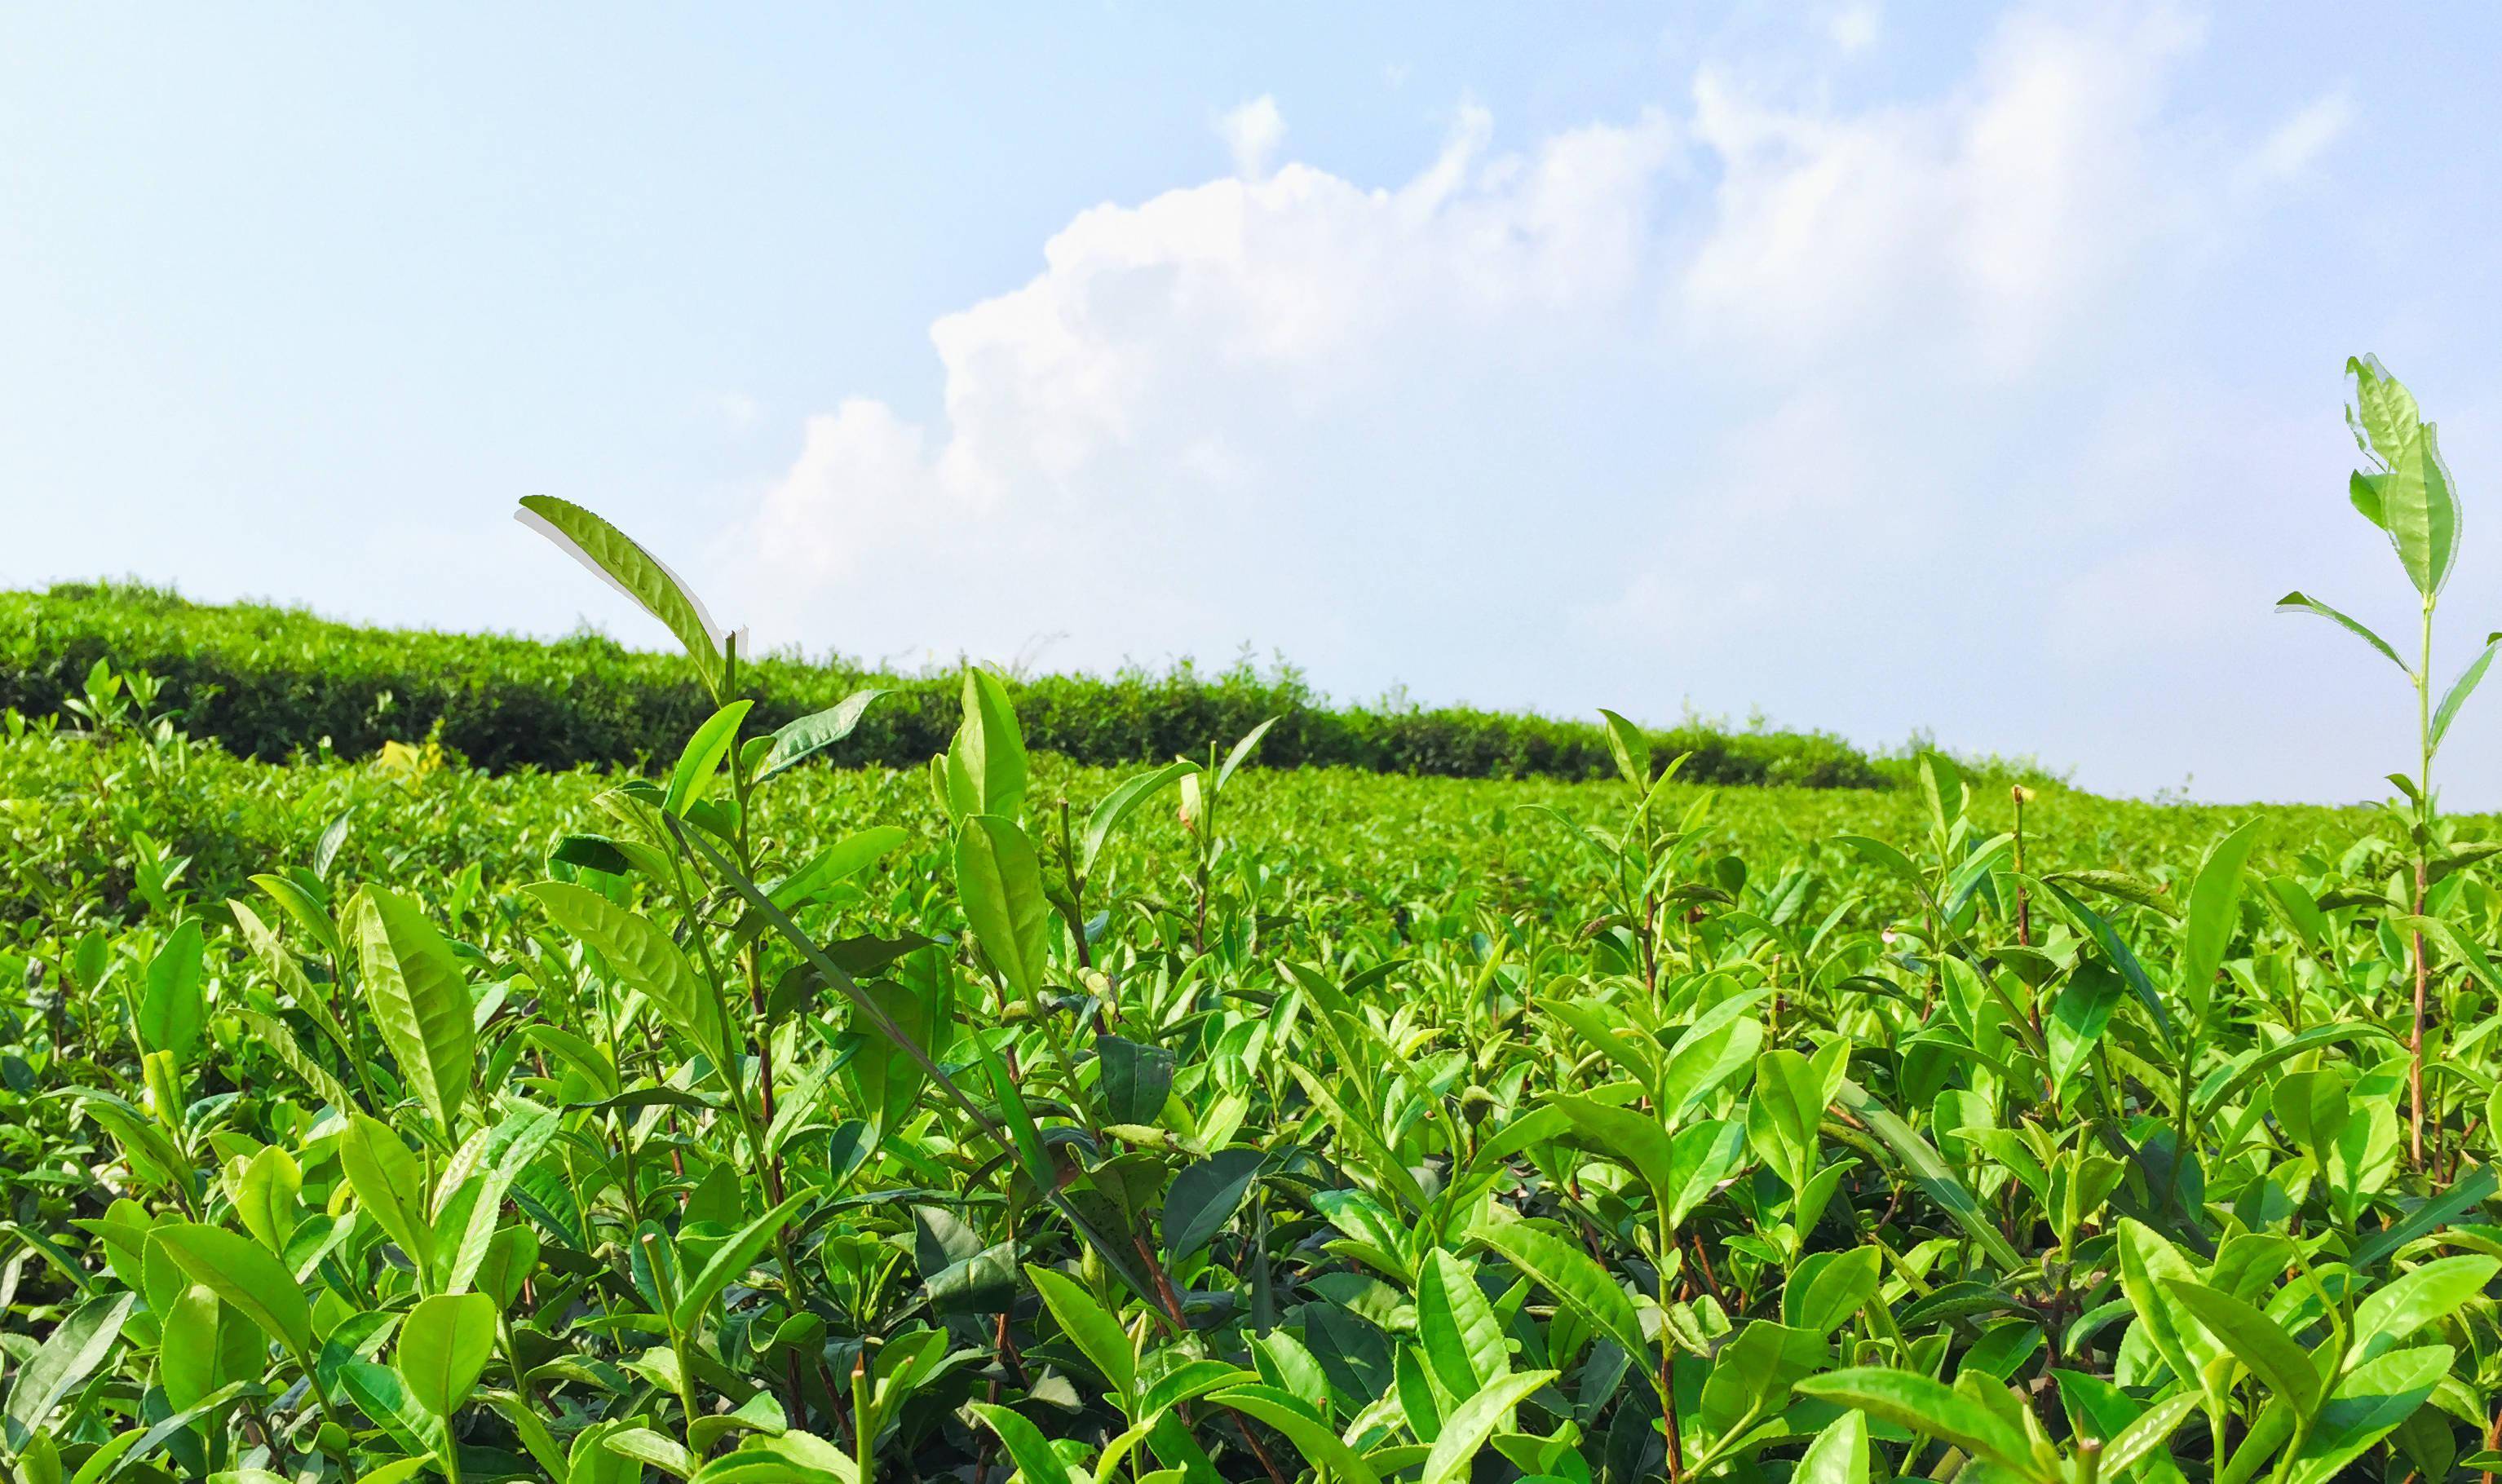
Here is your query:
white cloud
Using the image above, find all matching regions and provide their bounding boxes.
[2248,88,2354,183]
[1218,95,1287,180]
[1681,7,2204,372]
[725,5,2387,798]
[740,99,1680,662]
[1828,1,1881,51]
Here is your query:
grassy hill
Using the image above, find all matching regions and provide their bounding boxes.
[2,581,1900,787]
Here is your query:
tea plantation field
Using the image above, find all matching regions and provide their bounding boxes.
[4,361,2501,1484]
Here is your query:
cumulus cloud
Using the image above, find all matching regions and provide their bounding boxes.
[2247,88,2354,183]
[1218,95,1288,179]
[1827,1,1881,51]
[1681,7,2206,372]
[739,99,1679,669]
[723,2,2380,797]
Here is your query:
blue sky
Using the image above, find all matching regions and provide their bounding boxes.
[7,4,2502,804]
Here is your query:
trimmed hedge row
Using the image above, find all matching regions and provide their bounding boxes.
[2,584,1892,788]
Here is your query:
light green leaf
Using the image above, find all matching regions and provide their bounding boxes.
[1834,1077,2027,1273]
[517,495,723,684]
[2275,592,2411,675]
[665,700,754,817]
[967,1402,1080,1484]
[954,815,1050,998]
[1597,709,1651,789]
[1417,1248,1509,1400]
[1782,1246,1883,1337]
[480,1224,541,1311]
[2,1291,136,1442]
[674,1193,812,1333]
[1832,835,1925,894]
[1795,1408,1868,1484]
[1657,1006,1765,1121]
[1669,1119,1748,1226]
[768,827,909,911]
[150,1223,312,1358]
[339,1112,434,1274]
[1473,1217,1649,1366]
[2180,819,2261,1025]
[2348,355,2423,466]
[2116,1220,2223,1397]
[1214,716,1276,788]
[1081,761,1197,874]
[398,1292,497,1418]
[525,881,721,1051]
[2348,1256,2501,1367]
[2195,1022,2393,1120]
[1919,752,1967,833]
[2164,1278,2320,1417]
[2102,1390,2202,1478]
[158,1283,234,1410]
[604,1426,697,1479]
[1792,1367,2033,1472]
[354,886,475,1133]
[229,1145,300,1254]
[2362,426,2461,598]
[1746,1048,1828,1183]
[1209,1385,1381,1484]
[755,689,889,783]
[2433,635,2502,752]
[1422,1369,1558,1484]
[2285,1345,2451,1484]
[944,669,1028,823]
[1026,1264,1137,1406]
[1554,1095,1682,1208]
[139,920,205,1061]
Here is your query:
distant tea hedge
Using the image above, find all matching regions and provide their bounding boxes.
[0,584,1890,787]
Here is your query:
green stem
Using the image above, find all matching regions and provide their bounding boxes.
[1655,1209,1686,1484]
[851,1349,876,1484]
[298,1354,365,1484]
[501,1310,533,1405]
[2171,1023,2198,1220]
[1059,797,1094,976]
[641,1230,704,1438]
[2413,596,2435,1170]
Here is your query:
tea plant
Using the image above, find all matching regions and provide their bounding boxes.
[0,587,1889,788]
[2281,356,2502,1168]
[0,360,2497,1484]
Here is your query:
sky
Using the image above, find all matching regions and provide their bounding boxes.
[7,3,2502,806]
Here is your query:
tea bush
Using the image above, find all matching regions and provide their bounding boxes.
[0,586,1890,788]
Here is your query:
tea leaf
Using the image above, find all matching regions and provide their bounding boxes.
[150,1223,312,1358]
[755,688,889,783]
[354,886,475,1133]
[2275,591,2411,674]
[400,1292,497,1418]
[518,495,724,685]
[955,815,1049,998]
[2,1291,136,1442]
